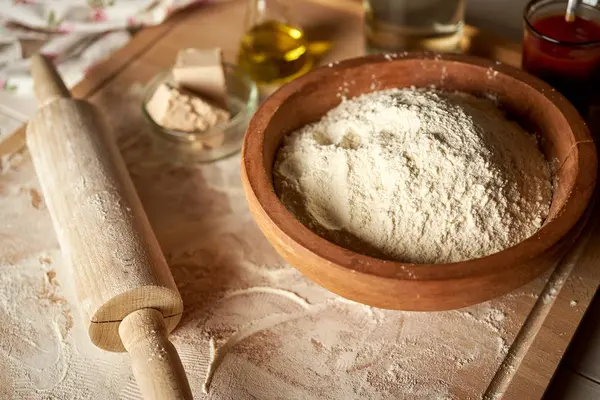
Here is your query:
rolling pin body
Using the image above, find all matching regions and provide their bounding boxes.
[26,55,192,399]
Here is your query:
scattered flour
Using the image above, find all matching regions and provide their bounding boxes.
[0,85,549,400]
[274,89,552,263]
[0,145,519,400]
[543,286,560,304]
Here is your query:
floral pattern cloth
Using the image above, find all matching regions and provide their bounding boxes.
[0,0,209,100]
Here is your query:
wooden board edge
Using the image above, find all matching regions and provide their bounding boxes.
[487,195,600,399]
[510,273,599,398]
[488,267,599,399]
[71,23,178,99]
[0,11,185,158]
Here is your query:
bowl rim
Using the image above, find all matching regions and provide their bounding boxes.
[242,52,597,281]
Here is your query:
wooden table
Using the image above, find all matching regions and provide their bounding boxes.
[0,1,598,399]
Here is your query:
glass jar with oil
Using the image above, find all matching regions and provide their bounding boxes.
[238,0,313,85]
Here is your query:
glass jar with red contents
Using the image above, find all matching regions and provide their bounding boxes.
[523,0,600,114]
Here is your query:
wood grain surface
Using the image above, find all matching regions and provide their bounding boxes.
[1,0,598,398]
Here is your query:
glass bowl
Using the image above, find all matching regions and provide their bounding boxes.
[142,63,258,163]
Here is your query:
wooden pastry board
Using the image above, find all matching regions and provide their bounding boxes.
[0,0,598,399]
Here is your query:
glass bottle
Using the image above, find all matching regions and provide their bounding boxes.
[364,0,465,53]
[238,0,314,85]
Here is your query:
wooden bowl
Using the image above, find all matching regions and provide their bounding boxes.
[241,53,597,311]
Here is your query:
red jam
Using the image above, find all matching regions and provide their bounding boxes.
[523,14,600,111]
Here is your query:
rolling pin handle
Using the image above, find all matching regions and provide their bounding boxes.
[119,308,193,400]
[30,54,71,107]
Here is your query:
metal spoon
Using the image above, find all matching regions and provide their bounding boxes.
[565,0,579,22]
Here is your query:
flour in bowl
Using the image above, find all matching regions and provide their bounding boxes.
[274,89,552,264]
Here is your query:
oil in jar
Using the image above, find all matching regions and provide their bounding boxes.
[238,1,313,85]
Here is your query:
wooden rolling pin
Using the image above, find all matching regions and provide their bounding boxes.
[26,54,193,399]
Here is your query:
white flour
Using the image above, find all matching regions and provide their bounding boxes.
[274,89,552,263]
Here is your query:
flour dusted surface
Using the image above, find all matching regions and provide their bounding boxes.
[274,89,552,263]
[0,82,562,400]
